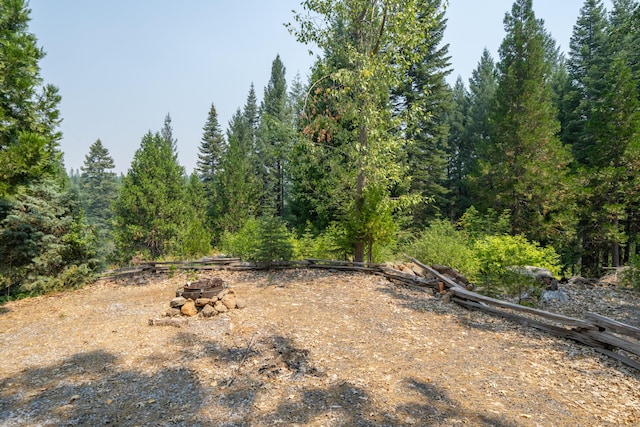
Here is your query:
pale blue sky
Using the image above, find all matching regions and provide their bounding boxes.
[28,0,611,174]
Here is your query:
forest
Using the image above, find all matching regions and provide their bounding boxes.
[1,0,640,300]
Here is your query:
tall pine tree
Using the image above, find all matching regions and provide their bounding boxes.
[256,55,292,217]
[113,118,210,261]
[196,103,225,236]
[0,0,62,197]
[79,139,118,227]
[478,0,572,246]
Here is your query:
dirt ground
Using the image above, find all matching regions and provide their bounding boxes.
[1,268,639,426]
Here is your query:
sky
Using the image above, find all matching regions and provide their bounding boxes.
[27,0,612,174]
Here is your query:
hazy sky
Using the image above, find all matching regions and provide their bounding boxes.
[28,0,611,174]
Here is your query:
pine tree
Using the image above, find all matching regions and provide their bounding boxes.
[0,179,97,296]
[113,119,210,261]
[79,139,118,226]
[0,0,62,197]
[196,103,225,192]
[444,77,471,220]
[216,93,261,233]
[196,103,225,235]
[257,55,292,217]
[564,0,609,163]
[392,0,453,227]
[479,0,572,245]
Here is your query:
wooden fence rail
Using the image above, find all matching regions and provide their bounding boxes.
[99,256,640,371]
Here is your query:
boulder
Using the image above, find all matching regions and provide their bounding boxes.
[214,300,228,313]
[170,296,187,308]
[509,266,559,290]
[235,298,246,309]
[221,294,237,310]
[195,298,214,307]
[201,304,217,318]
[181,300,198,317]
[541,289,569,303]
[165,307,181,317]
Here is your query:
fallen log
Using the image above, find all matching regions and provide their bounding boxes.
[584,312,640,340]
[451,287,596,330]
[405,255,466,290]
[148,317,188,327]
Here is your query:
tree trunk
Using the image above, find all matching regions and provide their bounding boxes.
[353,123,367,264]
[354,241,365,263]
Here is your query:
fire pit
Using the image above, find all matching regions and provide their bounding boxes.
[177,277,227,300]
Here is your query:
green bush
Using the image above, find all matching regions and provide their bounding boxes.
[220,216,295,263]
[219,217,261,260]
[403,219,480,281]
[473,234,561,298]
[620,255,640,291]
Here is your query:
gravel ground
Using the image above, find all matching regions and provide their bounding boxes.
[0,268,639,426]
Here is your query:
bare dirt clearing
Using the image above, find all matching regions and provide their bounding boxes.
[1,269,639,426]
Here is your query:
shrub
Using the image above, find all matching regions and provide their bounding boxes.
[403,219,480,281]
[220,216,295,263]
[219,217,261,260]
[620,255,640,291]
[473,234,561,298]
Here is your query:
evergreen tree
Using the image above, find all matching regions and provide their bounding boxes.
[564,0,609,162]
[179,173,212,257]
[216,92,261,233]
[79,139,118,263]
[0,0,62,197]
[196,103,225,191]
[0,179,97,296]
[444,77,471,220]
[609,0,640,91]
[257,55,292,217]
[196,103,225,234]
[79,139,118,226]
[113,119,210,261]
[392,0,453,226]
[479,0,572,246]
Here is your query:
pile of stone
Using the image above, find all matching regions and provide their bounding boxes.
[166,281,246,318]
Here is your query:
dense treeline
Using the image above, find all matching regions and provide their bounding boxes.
[2,0,640,300]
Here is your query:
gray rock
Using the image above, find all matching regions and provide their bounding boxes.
[214,300,228,313]
[541,289,569,303]
[221,294,237,310]
[201,304,216,318]
[165,307,182,317]
[170,297,187,308]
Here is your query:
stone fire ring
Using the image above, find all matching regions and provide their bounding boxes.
[176,278,227,300]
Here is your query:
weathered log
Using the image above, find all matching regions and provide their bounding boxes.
[453,298,604,348]
[451,287,596,330]
[148,317,188,327]
[584,312,640,340]
[580,330,640,357]
[405,255,466,290]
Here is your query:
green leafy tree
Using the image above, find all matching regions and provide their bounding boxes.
[289,0,443,262]
[477,0,572,247]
